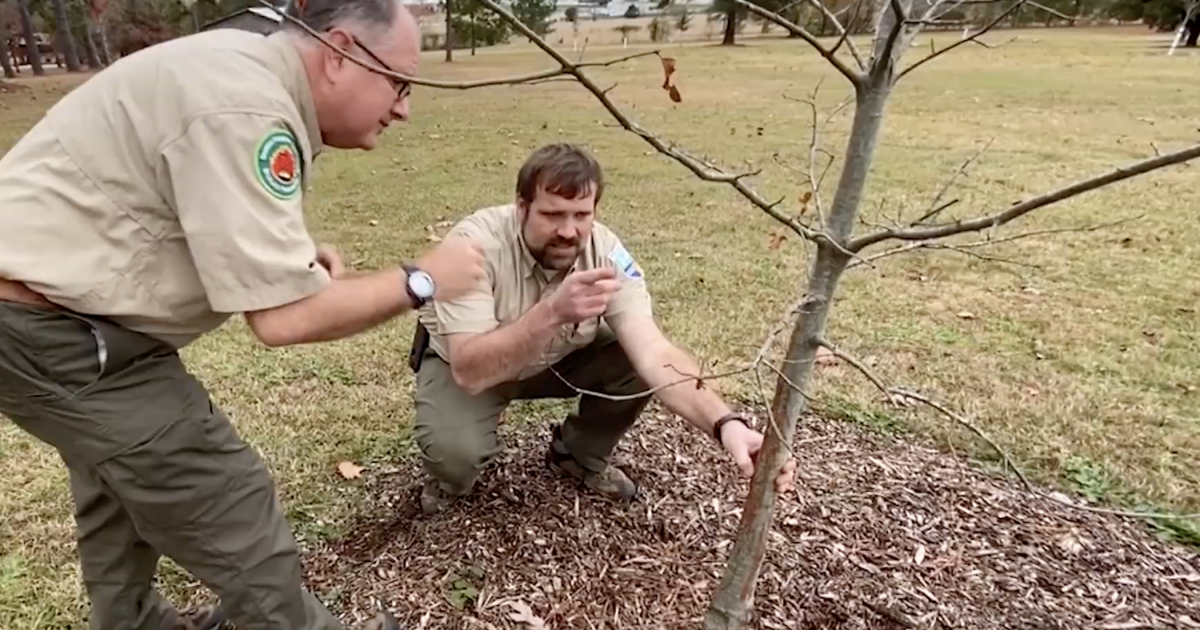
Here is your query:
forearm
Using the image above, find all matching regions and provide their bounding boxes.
[635,342,734,435]
[246,268,412,346]
[450,300,561,394]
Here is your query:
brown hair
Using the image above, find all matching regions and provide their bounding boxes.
[516,143,604,207]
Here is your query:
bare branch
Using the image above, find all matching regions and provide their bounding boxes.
[850,144,1200,251]
[872,0,911,81]
[897,0,1025,81]
[809,0,868,70]
[826,341,1200,522]
[266,2,662,90]
[732,0,863,86]
[1025,0,1077,21]
[848,214,1145,269]
[892,389,1200,521]
[816,338,893,402]
[913,137,994,226]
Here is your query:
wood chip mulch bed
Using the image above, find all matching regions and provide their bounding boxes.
[301,408,1200,630]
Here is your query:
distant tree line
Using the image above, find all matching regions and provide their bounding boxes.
[3,0,1196,81]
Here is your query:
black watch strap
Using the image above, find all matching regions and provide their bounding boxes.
[712,413,749,443]
[401,264,426,309]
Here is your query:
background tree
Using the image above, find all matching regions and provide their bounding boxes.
[448,0,510,53]
[1,0,18,78]
[511,0,556,36]
[1110,0,1200,47]
[46,0,82,71]
[15,0,43,76]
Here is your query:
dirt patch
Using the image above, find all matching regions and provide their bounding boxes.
[302,408,1200,629]
[0,80,29,93]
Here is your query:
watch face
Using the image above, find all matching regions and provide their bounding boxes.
[410,271,435,298]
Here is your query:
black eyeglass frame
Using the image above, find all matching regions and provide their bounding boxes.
[349,33,412,100]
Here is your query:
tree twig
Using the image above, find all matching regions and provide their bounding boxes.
[822,339,1200,522]
[846,214,1145,269]
[896,0,1025,81]
[266,1,661,89]
[732,0,863,86]
[891,388,1200,521]
[913,137,995,226]
[809,0,867,70]
[849,144,1200,251]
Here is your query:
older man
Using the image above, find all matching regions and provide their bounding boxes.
[0,2,485,629]
[411,143,796,515]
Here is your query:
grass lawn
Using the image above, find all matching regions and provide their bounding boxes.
[1,24,1197,628]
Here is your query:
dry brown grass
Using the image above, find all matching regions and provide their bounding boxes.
[0,24,1196,629]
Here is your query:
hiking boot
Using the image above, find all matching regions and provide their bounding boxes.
[166,606,229,630]
[358,610,400,630]
[547,425,638,501]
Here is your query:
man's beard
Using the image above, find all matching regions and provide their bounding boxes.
[529,236,581,270]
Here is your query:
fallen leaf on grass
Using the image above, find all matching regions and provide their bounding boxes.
[815,346,839,367]
[505,600,548,630]
[336,461,363,479]
[956,311,977,320]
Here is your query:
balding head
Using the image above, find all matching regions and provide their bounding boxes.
[286,0,420,150]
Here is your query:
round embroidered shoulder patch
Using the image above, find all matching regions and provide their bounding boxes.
[254,129,301,200]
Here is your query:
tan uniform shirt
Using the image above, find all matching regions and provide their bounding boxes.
[419,204,654,381]
[0,29,329,348]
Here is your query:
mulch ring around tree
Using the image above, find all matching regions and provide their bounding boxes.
[302,407,1200,630]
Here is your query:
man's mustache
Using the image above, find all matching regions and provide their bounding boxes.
[547,237,580,248]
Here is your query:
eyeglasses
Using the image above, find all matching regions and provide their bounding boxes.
[349,34,412,100]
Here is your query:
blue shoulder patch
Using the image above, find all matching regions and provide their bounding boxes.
[608,244,643,279]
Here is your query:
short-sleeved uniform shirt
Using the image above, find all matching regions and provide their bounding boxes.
[0,29,329,348]
[418,204,654,382]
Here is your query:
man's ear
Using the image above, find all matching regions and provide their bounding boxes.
[322,28,355,76]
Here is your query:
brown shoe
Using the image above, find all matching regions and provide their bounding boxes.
[420,478,454,515]
[358,610,400,630]
[167,606,229,630]
[547,426,638,500]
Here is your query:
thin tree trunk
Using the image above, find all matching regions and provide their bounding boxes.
[1,42,15,78]
[82,22,100,69]
[722,5,737,44]
[705,2,906,624]
[94,18,111,65]
[445,0,454,61]
[1186,16,1199,46]
[52,0,82,71]
[16,0,44,76]
[703,77,893,630]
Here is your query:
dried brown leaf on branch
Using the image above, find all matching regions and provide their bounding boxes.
[668,84,682,103]
[660,56,676,88]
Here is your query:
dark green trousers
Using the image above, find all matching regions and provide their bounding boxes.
[0,302,342,630]
[413,327,652,495]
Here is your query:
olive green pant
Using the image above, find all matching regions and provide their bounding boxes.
[0,302,342,630]
[413,328,652,496]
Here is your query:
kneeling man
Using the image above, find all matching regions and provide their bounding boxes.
[410,142,794,514]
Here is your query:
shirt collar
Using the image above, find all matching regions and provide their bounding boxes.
[266,31,325,163]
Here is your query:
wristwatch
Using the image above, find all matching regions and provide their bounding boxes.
[402,264,435,308]
[712,412,751,443]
